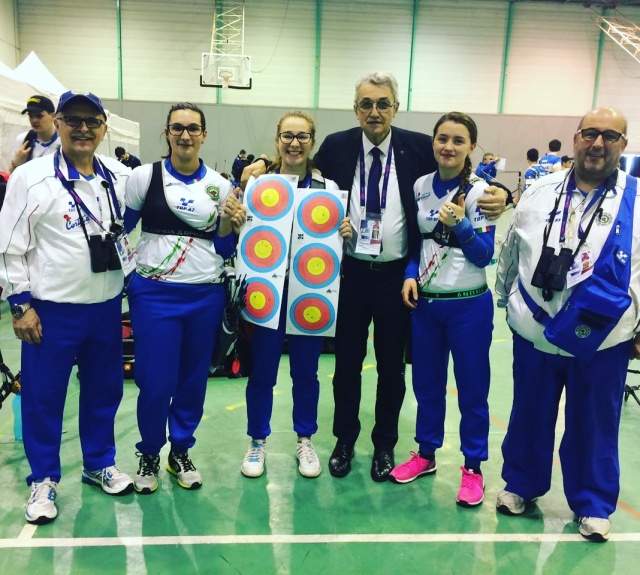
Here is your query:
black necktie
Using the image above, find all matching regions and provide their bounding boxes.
[366,147,382,215]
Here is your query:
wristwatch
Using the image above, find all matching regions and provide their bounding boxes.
[11,302,32,319]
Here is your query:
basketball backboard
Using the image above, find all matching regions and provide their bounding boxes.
[201,53,252,89]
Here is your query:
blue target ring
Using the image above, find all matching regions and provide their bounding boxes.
[240,226,287,273]
[292,243,340,288]
[297,192,345,238]
[243,277,280,324]
[289,293,336,335]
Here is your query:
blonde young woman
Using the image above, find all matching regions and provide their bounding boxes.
[241,111,352,479]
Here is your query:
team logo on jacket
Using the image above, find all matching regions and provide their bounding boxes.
[597,212,612,225]
[575,325,591,339]
[206,186,220,201]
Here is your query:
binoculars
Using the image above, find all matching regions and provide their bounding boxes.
[88,234,122,273]
[531,246,575,296]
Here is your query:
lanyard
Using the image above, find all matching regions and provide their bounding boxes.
[54,151,122,234]
[543,169,612,256]
[359,144,393,213]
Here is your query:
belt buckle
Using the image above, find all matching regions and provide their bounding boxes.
[368,261,382,271]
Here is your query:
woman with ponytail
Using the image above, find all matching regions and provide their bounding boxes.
[389,112,495,508]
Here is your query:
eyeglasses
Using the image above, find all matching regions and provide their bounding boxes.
[58,115,105,129]
[576,128,626,143]
[356,100,397,113]
[167,123,204,137]
[278,132,313,144]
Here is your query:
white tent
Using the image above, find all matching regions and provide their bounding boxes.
[0,52,139,173]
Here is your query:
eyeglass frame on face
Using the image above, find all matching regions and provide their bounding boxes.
[278,131,313,144]
[355,99,398,113]
[576,128,626,143]
[57,115,105,130]
[167,123,205,137]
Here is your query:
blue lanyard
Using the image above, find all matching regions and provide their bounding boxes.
[558,173,607,243]
[54,151,122,232]
[359,144,393,213]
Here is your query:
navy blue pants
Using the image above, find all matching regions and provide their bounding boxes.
[128,274,225,455]
[246,291,324,439]
[411,290,493,467]
[21,297,123,484]
[502,333,630,518]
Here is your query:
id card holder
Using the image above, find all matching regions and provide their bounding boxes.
[114,230,137,276]
[355,213,383,256]
[566,243,593,289]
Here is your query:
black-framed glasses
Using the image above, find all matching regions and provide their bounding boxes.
[58,115,105,129]
[356,99,396,113]
[576,128,626,143]
[167,123,204,137]
[278,132,313,144]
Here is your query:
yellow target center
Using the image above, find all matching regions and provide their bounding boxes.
[303,306,322,324]
[254,239,273,260]
[261,188,280,208]
[250,291,267,310]
[311,205,330,225]
[307,256,326,276]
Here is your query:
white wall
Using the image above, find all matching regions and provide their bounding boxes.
[4,0,640,172]
[0,0,18,67]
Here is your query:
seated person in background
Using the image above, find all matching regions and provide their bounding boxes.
[115,146,141,169]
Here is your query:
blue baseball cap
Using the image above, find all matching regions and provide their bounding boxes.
[56,90,106,118]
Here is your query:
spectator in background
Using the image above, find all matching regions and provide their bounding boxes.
[8,95,60,174]
[247,154,255,164]
[523,148,546,192]
[561,155,574,170]
[539,139,562,173]
[231,149,249,183]
[115,146,141,169]
[474,152,500,182]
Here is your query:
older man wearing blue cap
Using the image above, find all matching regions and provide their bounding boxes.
[0,90,135,525]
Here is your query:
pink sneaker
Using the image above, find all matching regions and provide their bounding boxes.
[389,451,436,484]
[456,466,484,507]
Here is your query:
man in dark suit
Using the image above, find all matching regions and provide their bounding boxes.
[313,72,507,481]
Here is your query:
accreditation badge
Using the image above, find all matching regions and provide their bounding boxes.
[355,214,383,256]
[114,229,137,276]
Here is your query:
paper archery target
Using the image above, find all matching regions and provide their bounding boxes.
[240,226,287,273]
[297,192,345,238]
[292,243,340,288]
[247,176,294,220]
[289,294,335,334]
[244,278,280,324]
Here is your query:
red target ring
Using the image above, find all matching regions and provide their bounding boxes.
[292,243,339,288]
[243,278,280,324]
[289,294,335,334]
[297,192,344,237]
[240,226,287,272]
[247,175,294,220]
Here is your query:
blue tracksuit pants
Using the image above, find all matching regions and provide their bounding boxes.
[411,290,493,467]
[245,291,324,439]
[128,273,225,455]
[502,333,630,519]
[21,296,123,485]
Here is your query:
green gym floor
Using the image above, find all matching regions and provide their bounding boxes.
[1,211,640,574]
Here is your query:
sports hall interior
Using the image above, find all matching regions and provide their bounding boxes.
[1,0,640,573]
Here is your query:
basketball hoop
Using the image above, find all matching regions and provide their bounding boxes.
[219,69,233,89]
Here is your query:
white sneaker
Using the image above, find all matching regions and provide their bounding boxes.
[241,439,266,478]
[578,517,611,542]
[82,465,134,495]
[167,450,202,490]
[25,478,58,524]
[296,438,321,478]
[496,489,526,515]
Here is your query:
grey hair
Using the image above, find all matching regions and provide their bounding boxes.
[354,72,399,104]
